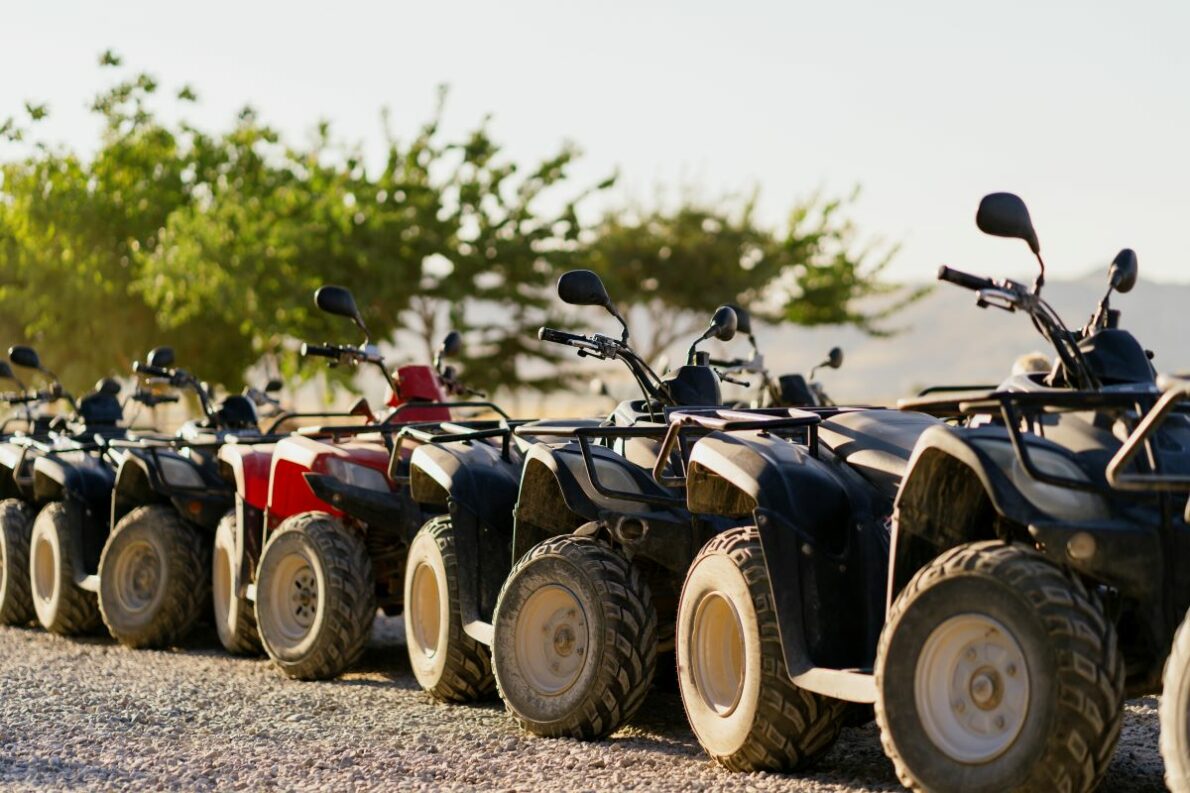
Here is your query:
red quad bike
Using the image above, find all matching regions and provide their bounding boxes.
[216,285,500,680]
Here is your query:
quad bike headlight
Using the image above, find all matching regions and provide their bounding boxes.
[324,457,390,493]
[970,439,1109,522]
[158,456,205,489]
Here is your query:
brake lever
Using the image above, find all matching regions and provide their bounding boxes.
[716,370,751,387]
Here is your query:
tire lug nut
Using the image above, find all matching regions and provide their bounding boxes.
[994,715,1006,729]
[1006,663,1017,677]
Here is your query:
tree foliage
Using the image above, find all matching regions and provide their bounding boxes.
[0,54,923,397]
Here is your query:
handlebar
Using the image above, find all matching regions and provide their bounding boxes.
[300,343,340,360]
[937,265,996,292]
[132,361,172,378]
[538,328,587,347]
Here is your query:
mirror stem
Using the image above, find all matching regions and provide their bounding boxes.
[1032,253,1047,294]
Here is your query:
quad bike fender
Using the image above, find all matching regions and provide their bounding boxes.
[512,441,690,569]
[110,448,227,531]
[32,452,114,510]
[686,431,885,697]
[890,424,1154,600]
[0,442,25,500]
[409,441,524,640]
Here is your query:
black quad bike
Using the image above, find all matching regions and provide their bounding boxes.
[711,305,845,408]
[394,269,751,740]
[673,193,1188,793]
[91,346,269,648]
[1,346,175,634]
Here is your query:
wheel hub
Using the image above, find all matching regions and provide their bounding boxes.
[515,585,588,695]
[289,568,318,627]
[916,613,1030,764]
[114,540,161,612]
[690,591,745,716]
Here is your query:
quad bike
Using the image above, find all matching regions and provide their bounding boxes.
[395,269,746,740]
[0,346,174,633]
[710,304,845,408]
[84,345,273,647]
[674,192,1188,793]
[215,285,499,680]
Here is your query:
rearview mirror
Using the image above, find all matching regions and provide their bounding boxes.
[0,361,15,382]
[440,330,463,359]
[826,346,844,369]
[976,193,1041,255]
[265,378,284,393]
[1108,249,1138,294]
[315,285,366,329]
[147,346,175,370]
[557,270,612,308]
[724,304,751,336]
[8,345,41,371]
[707,305,738,342]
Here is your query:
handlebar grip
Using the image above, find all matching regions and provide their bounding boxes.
[538,328,583,346]
[133,362,171,377]
[300,343,339,360]
[937,265,996,292]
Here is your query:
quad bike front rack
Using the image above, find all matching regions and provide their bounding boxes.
[1105,379,1190,492]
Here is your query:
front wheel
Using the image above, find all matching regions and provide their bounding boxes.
[404,516,495,702]
[0,499,35,625]
[491,536,656,740]
[29,501,101,635]
[1161,607,1190,793]
[98,505,209,649]
[677,527,846,772]
[255,512,375,680]
[875,541,1124,793]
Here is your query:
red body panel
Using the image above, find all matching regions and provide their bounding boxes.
[266,435,392,524]
[386,365,452,422]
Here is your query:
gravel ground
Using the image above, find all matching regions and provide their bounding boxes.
[0,616,1169,792]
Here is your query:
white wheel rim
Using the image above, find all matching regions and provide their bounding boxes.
[409,561,442,659]
[915,613,1031,763]
[690,591,746,716]
[213,543,233,633]
[266,550,319,643]
[111,539,163,613]
[514,584,588,695]
[32,533,56,604]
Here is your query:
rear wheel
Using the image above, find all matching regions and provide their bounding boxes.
[29,502,101,635]
[491,536,656,740]
[255,512,375,680]
[1161,608,1190,793]
[212,510,260,655]
[677,527,846,772]
[875,541,1124,793]
[0,499,35,625]
[99,505,209,648]
[404,515,495,702]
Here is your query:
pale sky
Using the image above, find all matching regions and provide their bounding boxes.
[3,0,1188,284]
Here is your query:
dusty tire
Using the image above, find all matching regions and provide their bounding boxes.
[99,505,209,649]
[255,512,375,680]
[677,527,846,772]
[491,535,656,740]
[875,541,1124,793]
[0,499,35,625]
[29,501,101,635]
[404,515,495,702]
[212,510,260,655]
[1162,608,1190,793]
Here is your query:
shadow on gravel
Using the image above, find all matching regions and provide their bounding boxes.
[0,755,154,788]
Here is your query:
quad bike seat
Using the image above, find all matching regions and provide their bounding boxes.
[818,409,941,498]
